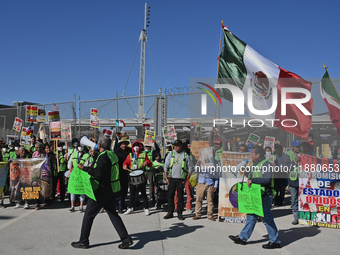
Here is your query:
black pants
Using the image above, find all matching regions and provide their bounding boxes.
[54,171,66,201]
[168,178,184,214]
[145,171,155,201]
[274,178,287,205]
[129,182,149,209]
[79,195,132,244]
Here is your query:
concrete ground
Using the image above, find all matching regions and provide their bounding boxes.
[0,194,339,255]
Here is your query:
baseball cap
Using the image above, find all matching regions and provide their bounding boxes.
[173,140,183,146]
[292,140,301,147]
[214,139,222,144]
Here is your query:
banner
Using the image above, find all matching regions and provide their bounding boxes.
[191,141,210,160]
[263,136,275,150]
[144,130,155,147]
[218,151,252,222]
[246,133,260,147]
[162,125,177,144]
[90,108,100,128]
[238,182,264,217]
[12,117,23,132]
[26,105,38,124]
[50,121,61,140]
[9,158,52,202]
[0,163,9,198]
[37,109,47,122]
[20,127,33,146]
[299,154,340,228]
[48,111,60,122]
[61,123,72,141]
[68,165,96,201]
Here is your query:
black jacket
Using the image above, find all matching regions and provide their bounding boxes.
[114,146,132,180]
[83,151,115,197]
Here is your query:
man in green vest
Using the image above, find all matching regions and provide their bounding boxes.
[72,136,133,250]
[229,145,281,249]
[208,127,228,165]
[284,140,301,225]
[144,140,160,205]
[163,140,193,221]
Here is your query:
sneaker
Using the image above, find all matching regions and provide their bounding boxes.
[43,204,52,209]
[124,208,133,215]
[79,207,84,213]
[292,218,299,225]
[0,203,7,208]
[24,203,30,209]
[35,205,41,210]
[144,208,150,216]
[69,207,75,213]
[14,203,23,209]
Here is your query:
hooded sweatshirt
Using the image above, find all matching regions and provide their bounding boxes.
[123,141,152,170]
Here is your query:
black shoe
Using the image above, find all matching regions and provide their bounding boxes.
[262,242,282,249]
[163,212,174,219]
[177,214,184,220]
[118,241,133,249]
[71,241,89,249]
[118,210,124,214]
[229,235,246,245]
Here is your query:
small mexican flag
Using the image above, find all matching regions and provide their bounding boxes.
[115,119,125,127]
[217,25,313,139]
[321,70,340,135]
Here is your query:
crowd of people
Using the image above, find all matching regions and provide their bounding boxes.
[0,129,318,249]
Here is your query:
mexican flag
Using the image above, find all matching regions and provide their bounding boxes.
[217,26,313,139]
[321,70,340,135]
[115,119,125,127]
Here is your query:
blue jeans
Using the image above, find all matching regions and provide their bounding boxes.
[239,195,279,243]
[290,186,299,219]
[71,194,85,202]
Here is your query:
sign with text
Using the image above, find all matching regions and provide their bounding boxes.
[144,130,155,147]
[68,165,96,201]
[238,182,264,217]
[12,117,23,132]
[162,125,177,144]
[37,109,47,122]
[48,111,60,122]
[90,108,100,128]
[246,133,260,147]
[263,136,275,150]
[50,121,61,140]
[61,123,72,141]
[26,105,38,124]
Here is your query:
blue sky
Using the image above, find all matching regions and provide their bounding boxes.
[1,0,339,115]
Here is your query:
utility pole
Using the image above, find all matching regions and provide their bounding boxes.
[138,3,151,120]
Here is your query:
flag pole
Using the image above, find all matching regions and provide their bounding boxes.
[215,20,224,121]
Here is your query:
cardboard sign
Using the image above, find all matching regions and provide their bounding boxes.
[13,117,23,132]
[191,141,210,160]
[144,130,155,147]
[26,105,38,124]
[37,109,47,122]
[61,123,72,141]
[50,121,61,140]
[90,108,100,128]
[246,133,260,147]
[238,183,264,217]
[48,111,60,122]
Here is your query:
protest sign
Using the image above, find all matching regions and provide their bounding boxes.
[48,111,60,121]
[103,129,113,139]
[90,108,100,128]
[20,126,34,146]
[299,154,340,228]
[237,182,264,217]
[144,130,155,147]
[263,136,275,150]
[37,109,47,122]
[143,124,151,134]
[26,105,38,124]
[38,124,46,140]
[0,163,9,198]
[50,121,61,140]
[162,125,177,144]
[246,133,260,147]
[68,165,96,201]
[61,123,72,141]
[12,117,23,132]
[218,151,252,223]
[200,147,214,167]
[9,158,52,202]
[191,141,210,160]
[194,122,203,133]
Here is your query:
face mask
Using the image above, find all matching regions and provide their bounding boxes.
[15,147,19,151]
[58,147,62,151]
[266,151,271,156]
[145,149,150,153]
[134,146,139,152]
[9,147,13,150]
[2,148,7,152]
[78,147,84,152]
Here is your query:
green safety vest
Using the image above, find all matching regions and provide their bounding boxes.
[250,158,276,198]
[215,147,223,164]
[58,152,67,172]
[129,152,146,170]
[169,151,189,179]
[9,151,17,160]
[68,147,75,156]
[286,150,298,181]
[72,151,89,168]
[152,160,165,169]
[2,152,10,162]
[90,150,120,193]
